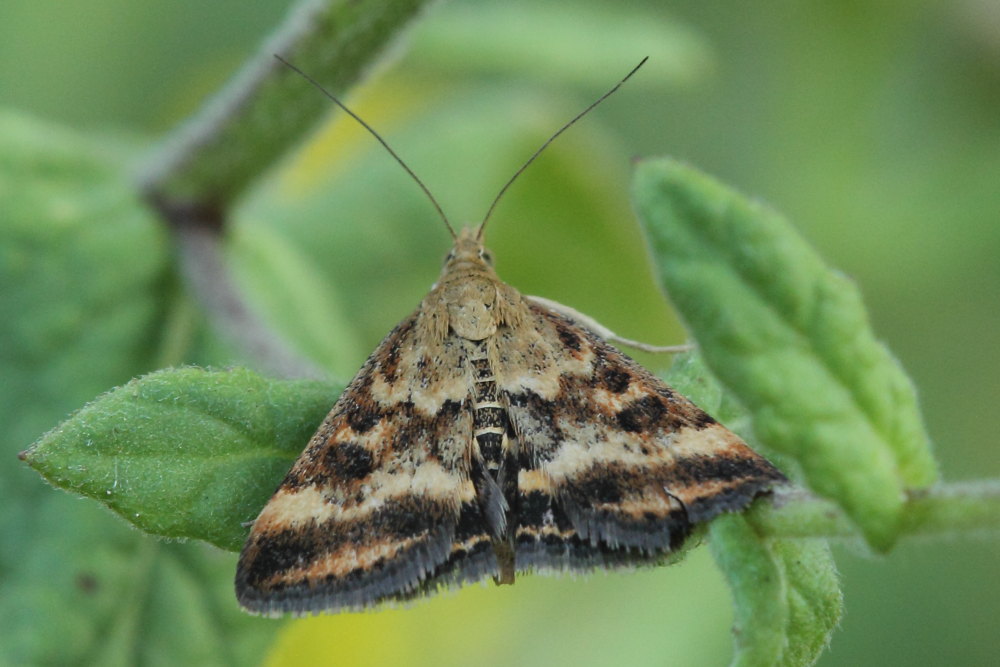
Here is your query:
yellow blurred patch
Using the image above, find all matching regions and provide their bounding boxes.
[264,579,515,667]
[262,551,734,667]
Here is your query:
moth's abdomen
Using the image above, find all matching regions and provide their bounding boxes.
[469,341,519,581]
[471,347,506,475]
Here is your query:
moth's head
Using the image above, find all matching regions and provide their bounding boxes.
[442,226,495,274]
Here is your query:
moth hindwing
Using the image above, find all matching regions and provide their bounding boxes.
[235,227,786,616]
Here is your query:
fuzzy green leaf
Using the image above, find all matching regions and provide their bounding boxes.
[633,157,937,549]
[23,367,342,552]
[774,539,843,666]
[710,514,842,667]
[0,110,171,445]
[1,109,284,664]
[709,515,786,665]
[2,490,278,665]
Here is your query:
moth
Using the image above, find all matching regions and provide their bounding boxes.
[236,58,785,616]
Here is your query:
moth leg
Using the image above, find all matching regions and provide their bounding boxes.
[525,295,693,354]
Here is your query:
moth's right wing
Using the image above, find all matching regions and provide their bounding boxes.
[499,301,785,573]
[236,313,499,615]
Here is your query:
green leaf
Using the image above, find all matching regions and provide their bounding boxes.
[1,109,283,664]
[3,497,276,665]
[709,514,842,666]
[633,157,937,549]
[774,539,842,667]
[23,367,343,552]
[0,109,171,455]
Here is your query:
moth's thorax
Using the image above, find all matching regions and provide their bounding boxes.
[441,274,499,340]
[422,227,526,341]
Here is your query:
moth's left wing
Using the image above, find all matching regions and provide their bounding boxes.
[236,314,498,615]
[499,300,786,573]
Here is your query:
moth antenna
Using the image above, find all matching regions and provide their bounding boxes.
[476,56,649,240]
[275,55,457,240]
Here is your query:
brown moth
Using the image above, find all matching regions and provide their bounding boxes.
[235,59,785,616]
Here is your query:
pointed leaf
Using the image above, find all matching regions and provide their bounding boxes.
[710,514,841,666]
[23,367,342,552]
[633,157,937,549]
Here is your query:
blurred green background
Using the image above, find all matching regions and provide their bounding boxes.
[2,1,998,665]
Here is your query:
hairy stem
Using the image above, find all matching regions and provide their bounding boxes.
[141,0,435,209]
[139,0,436,377]
[173,216,325,379]
[749,480,1000,542]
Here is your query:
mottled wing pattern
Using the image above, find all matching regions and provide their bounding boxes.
[237,289,785,614]
[236,312,499,615]
[499,300,786,571]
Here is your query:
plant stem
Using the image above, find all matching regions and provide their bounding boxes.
[139,0,436,377]
[173,217,325,379]
[141,0,435,209]
[748,480,1000,542]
